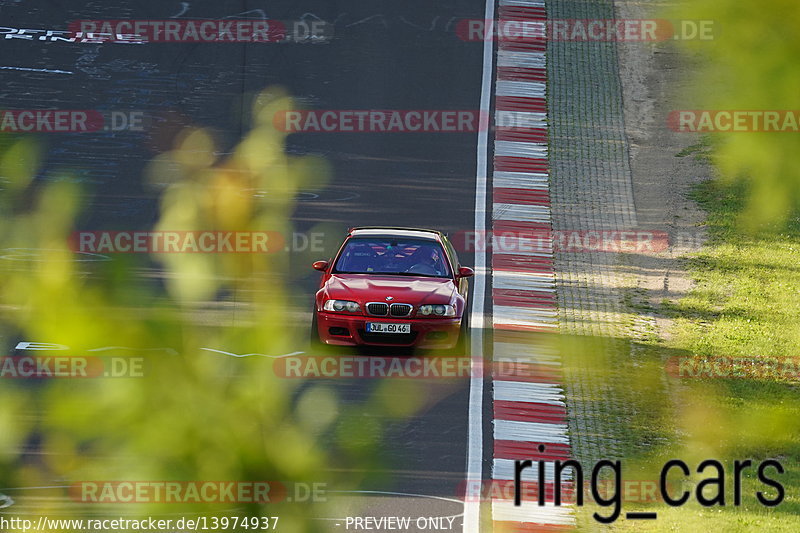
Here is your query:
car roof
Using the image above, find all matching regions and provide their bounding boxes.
[348,227,443,241]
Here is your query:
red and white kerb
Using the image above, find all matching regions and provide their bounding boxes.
[490,0,575,530]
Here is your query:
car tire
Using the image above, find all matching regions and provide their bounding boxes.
[310,311,324,353]
[454,308,470,356]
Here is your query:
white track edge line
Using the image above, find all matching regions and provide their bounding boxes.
[463,0,495,530]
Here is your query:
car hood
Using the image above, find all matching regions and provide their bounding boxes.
[324,274,456,304]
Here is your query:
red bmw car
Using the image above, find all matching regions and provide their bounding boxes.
[311,227,473,350]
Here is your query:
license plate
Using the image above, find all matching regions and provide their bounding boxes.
[366,322,411,334]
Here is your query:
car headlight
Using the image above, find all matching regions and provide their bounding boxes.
[323,299,361,313]
[418,304,456,317]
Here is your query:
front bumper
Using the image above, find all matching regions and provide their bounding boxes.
[316,312,461,349]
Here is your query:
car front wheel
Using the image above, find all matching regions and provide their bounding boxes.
[454,310,470,356]
[309,311,324,352]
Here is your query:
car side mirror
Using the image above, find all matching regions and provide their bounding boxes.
[312,260,329,272]
[458,266,474,278]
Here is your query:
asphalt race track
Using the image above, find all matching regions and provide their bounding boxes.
[0,0,492,531]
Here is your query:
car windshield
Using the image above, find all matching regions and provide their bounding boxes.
[334,237,452,278]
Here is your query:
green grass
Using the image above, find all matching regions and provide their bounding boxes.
[605,178,800,531]
[611,465,800,532]
[666,180,800,362]
[675,136,714,163]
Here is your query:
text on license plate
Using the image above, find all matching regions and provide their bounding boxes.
[366,322,411,334]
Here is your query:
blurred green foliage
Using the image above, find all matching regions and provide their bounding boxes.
[0,87,430,530]
[668,0,800,228]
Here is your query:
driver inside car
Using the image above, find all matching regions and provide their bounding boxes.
[406,245,445,276]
